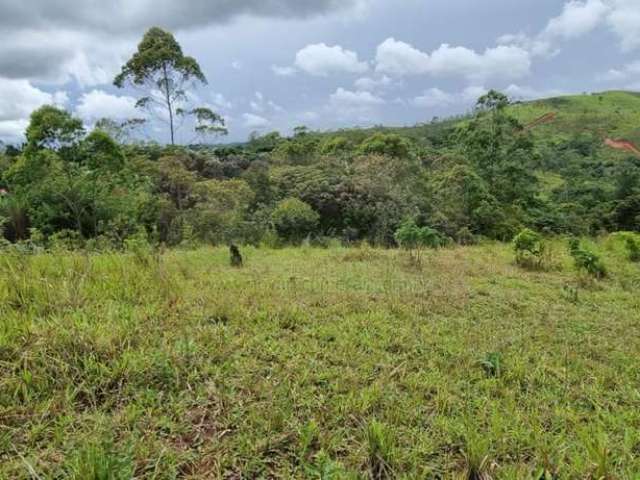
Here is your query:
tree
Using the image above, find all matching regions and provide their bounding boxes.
[114,27,213,145]
[271,198,319,244]
[178,107,227,144]
[94,117,147,144]
[358,133,412,159]
[25,106,84,155]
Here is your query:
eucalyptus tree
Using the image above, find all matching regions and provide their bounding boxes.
[114,27,225,145]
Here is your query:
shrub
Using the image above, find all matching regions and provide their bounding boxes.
[625,236,640,262]
[394,220,445,250]
[271,198,320,244]
[513,228,545,269]
[568,238,607,278]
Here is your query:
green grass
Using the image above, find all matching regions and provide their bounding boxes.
[1,238,640,478]
[510,90,640,146]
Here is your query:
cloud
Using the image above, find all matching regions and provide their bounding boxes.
[412,84,563,109]
[375,38,431,76]
[354,75,397,91]
[328,87,384,120]
[0,0,365,86]
[250,91,284,114]
[75,90,139,122]
[242,113,270,129]
[0,0,366,34]
[596,59,640,85]
[412,88,455,108]
[211,93,233,110]
[375,38,531,82]
[543,0,609,40]
[0,78,68,141]
[294,43,368,76]
[499,0,640,57]
[272,65,297,77]
[503,84,565,100]
[607,0,640,50]
[412,86,488,109]
[330,87,385,107]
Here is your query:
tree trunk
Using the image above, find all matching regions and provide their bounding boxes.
[162,64,175,145]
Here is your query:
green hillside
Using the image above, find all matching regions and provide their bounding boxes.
[511,90,640,146]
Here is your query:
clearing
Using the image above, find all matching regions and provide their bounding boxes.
[1,240,640,478]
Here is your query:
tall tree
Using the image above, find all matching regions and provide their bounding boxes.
[114,27,222,145]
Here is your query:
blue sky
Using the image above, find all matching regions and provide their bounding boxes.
[1,0,639,143]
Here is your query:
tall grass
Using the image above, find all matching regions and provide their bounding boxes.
[1,238,639,478]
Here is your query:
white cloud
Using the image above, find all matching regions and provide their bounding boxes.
[0,78,69,141]
[375,38,531,82]
[354,74,397,91]
[250,91,284,114]
[412,88,455,108]
[461,86,489,102]
[607,0,640,50]
[375,38,431,76]
[412,85,488,109]
[242,113,270,129]
[75,90,138,122]
[328,87,384,120]
[597,60,640,82]
[271,65,297,76]
[499,0,640,57]
[211,93,233,110]
[503,84,565,100]
[543,0,609,39]
[428,44,531,82]
[294,43,368,76]
[0,120,28,143]
[330,87,385,107]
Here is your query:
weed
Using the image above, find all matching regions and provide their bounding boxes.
[365,421,395,480]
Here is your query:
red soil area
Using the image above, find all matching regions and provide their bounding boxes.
[604,138,640,156]
[524,112,557,130]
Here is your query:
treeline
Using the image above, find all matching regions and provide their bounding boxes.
[1,89,638,250]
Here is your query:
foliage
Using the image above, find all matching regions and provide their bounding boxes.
[394,219,445,249]
[568,238,607,278]
[624,235,640,262]
[357,133,412,158]
[25,106,84,155]
[114,27,222,145]
[513,228,546,269]
[271,198,320,244]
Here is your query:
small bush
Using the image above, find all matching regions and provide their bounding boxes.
[568,239,607,278]
[394,220,445,250]
[625,236,640,262]
[513,228,546,270]
[271,198,320,244]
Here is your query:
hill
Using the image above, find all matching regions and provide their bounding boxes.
[511,91,640,156]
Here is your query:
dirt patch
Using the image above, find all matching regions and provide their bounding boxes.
[524,112,557,131]
[604,138,640,157]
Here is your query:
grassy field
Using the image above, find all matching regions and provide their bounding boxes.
[1,238,639,479]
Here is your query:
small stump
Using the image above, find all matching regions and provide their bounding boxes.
[229,244,243,267]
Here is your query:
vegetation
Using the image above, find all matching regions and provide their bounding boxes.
[1,25,640,479]
[513,228,547,270]
[3,86,640,248]
[1,238,640,478]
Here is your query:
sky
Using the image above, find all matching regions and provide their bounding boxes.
[1,0,640,144]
